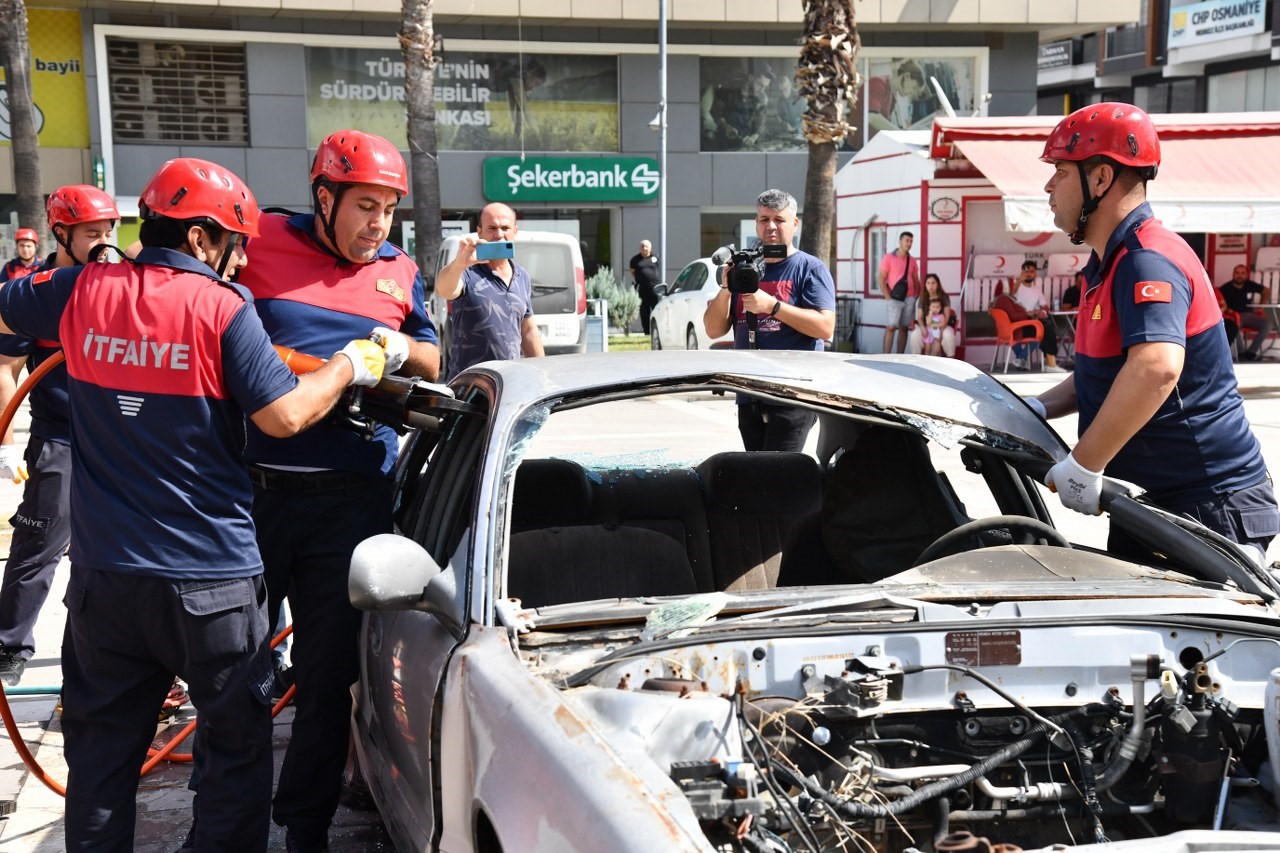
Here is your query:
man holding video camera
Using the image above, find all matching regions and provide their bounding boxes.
[437,201,545,380]
[703,188,836,451]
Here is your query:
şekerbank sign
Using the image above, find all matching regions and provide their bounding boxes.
[1168,0,1264,49]
[483,157,660,203]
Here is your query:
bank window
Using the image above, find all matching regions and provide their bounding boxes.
[107,38,248,145]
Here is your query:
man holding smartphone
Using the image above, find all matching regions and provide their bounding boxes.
[437,202,545,379]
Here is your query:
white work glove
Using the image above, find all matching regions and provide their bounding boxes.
[0,445,27,485]
[369,326,409,374]
[337,339,387,388]
[1045,453,1103,516]
[1024,397,1047,419]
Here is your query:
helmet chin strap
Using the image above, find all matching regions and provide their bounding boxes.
[53,225,83,265]
[1069,162,1114,246]
[214,233,240,279]
[312,181,347,256]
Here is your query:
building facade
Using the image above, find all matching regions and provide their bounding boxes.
[5,1,1138,281]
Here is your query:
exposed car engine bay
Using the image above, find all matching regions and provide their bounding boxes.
[551,614,1280,853]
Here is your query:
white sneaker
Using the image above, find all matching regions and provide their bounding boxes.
[1011,357,1028,370]
[1042,364,1067,373]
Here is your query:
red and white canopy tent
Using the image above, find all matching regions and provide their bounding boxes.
[930,112,1280,235]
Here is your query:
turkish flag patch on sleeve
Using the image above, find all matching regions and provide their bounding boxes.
[1134,281,1172,304]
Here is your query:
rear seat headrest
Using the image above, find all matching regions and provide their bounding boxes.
[697,451,822,515]
[511,458,592,530]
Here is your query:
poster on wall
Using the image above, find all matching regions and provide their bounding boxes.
[699,58,806,153]
[0,9,90,148]
[844,53,979,151]
[305,48,619,152]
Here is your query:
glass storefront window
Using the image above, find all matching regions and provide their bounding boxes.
[306,48,619,152]
[1208,66,1280,113]
[699,58,806,153]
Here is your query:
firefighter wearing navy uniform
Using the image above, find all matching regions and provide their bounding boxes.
[1029,103,1280,562]
[0,157,390,852]
[234,129,439,853]
[1,227,41,282]
[0,186,119,688]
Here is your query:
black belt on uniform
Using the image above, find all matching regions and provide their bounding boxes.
[247,465,373,493]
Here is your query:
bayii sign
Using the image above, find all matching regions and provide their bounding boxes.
[484,156,660,203]
[1168,0,1264,49]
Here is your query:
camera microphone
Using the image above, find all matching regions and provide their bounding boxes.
[711,245,735,265]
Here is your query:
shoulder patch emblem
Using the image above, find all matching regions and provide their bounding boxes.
[1134,281,1172,304]
[1091,304,1102,321]
[376,278,406,303]
[33,269,56,285]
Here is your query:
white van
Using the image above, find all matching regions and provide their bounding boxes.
[431,231,588,371]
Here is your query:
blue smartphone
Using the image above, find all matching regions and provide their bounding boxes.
[475,240,514,261]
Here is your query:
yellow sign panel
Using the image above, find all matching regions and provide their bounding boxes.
[0,9,90,148]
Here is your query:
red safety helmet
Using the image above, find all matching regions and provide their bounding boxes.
[14,228,37,244]
[139,158,260,237]
[311,130,408,195]
[47,185,120,230]
[1040,102,1161,170]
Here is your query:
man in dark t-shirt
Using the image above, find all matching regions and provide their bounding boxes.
[630,240,661,334]
[1218,264,1272,361]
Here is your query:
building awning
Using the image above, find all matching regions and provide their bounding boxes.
[931,113,1280,234]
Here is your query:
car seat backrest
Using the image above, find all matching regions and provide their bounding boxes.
[818,426,969,582]
[591,467,715,592]
[697,451,823,592]
[510,458,593,533]
[507,524,699,608]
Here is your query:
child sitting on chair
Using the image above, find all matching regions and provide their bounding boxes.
[921,297,946,356]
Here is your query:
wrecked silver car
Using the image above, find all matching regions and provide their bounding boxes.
[349,350,1280,853]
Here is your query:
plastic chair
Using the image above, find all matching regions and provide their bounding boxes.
[989,308,1043,373]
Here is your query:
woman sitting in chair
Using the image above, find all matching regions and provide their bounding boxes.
[907,274,956,357]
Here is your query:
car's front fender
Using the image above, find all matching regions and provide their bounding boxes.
[436,626,714,853]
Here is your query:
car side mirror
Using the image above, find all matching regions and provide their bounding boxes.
[653,283,669,298]
[349,533,443,612]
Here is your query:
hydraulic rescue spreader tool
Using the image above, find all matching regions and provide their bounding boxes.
[271,343,472,437]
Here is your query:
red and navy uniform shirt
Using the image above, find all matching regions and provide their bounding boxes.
[0,256,70,443]
[0,247,299,579]
[1075,203,1267,505]
[1,256,41,283]
[238,213,437,477]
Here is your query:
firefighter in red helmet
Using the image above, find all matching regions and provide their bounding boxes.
[221,130,439,852]
[0,186,120,688]
[0,157,390,851]
[1028,103,1279,563]
[2,227,41,282]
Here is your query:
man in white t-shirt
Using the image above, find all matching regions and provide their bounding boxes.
[1012,260,1063,371]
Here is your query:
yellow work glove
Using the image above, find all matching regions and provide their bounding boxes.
[0,445,28,484]
[337,339,387,387]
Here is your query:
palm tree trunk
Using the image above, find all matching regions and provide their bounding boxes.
[796,0,859,266]
[400,0,442,281]
[0,0,46,243]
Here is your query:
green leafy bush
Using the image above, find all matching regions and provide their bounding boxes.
[585,266,640,333]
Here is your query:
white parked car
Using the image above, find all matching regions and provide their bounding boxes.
[649,257,732,351]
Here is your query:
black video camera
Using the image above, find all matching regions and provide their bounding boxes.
[714,243,788,294]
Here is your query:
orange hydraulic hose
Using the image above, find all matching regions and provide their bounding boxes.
[0,349,303,797]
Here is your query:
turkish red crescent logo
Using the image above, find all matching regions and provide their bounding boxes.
[1012,232,1053,247]
[1135,281,1171,304]
[995,255,1006,268]
[1070,255,1081,268]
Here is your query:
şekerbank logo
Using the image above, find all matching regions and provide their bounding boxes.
[484,157,661,202]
